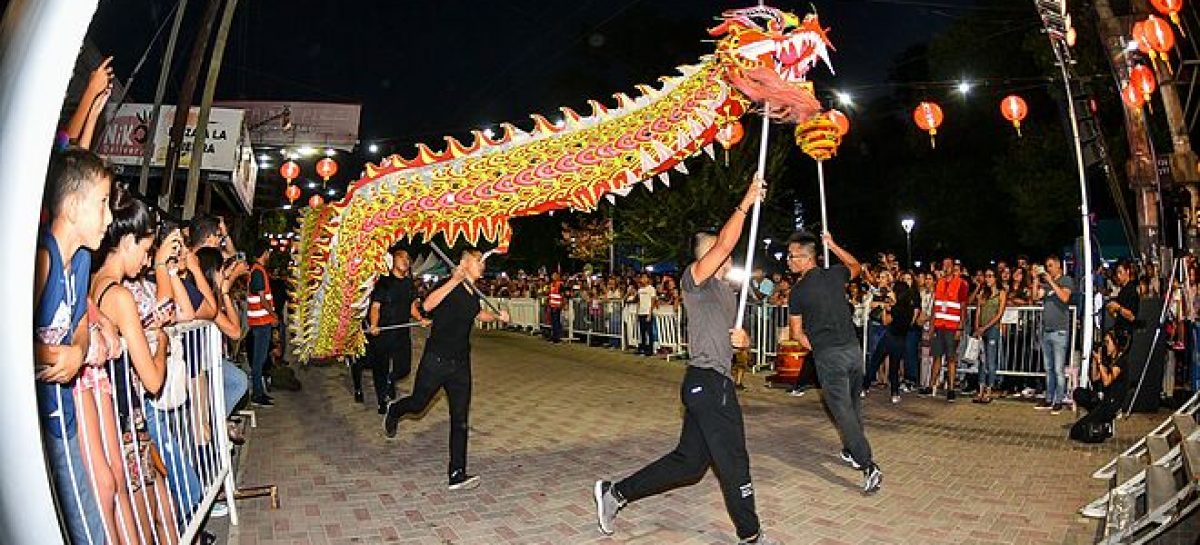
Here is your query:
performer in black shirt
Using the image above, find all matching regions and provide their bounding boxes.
[383,248,508,490]
[357,246,423,413]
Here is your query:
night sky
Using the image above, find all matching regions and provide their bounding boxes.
[88,1,1003,150]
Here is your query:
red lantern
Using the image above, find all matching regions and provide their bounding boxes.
[279,160,300,182]
[316,157,338,182]
[717,121,745,149]
[285,183,301,204]
[1150,0,1186,37]
[1145,15,1177,52]
[1000,95,1029,137]
[912,101,944,149]
[826,109,850,137]
[1133,21,1153,54]
[1122,84,1146,110]
[308,194,324,208]
[1130,64,1158,103]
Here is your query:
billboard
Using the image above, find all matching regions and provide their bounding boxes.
[216,100,360,150]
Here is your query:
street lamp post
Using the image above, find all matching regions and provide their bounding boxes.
[901,218,915,268]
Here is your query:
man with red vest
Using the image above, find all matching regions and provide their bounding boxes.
[247,241,277,406]
[921,257,969,401]
[548,272,565,343]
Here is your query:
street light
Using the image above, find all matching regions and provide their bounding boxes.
[901,218,915,267]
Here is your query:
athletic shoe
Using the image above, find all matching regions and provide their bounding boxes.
[788,388,807,398]
[859,390,867,399]
[383,401,400,438]
[738,533,783,545]
[211,501,229,518]
[251,395,274,407]
[1034,401,1053,410]
[448,472,481,491]
[891,395,900,404]
[862,463,883,495]
[946,390,956,402]
[593,480,625,535]
[353,390,364,403]
[918,387,934,397]
[838,449,863,470]
[1050,403,1064,415]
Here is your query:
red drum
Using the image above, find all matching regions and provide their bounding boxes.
[767,341,808,387]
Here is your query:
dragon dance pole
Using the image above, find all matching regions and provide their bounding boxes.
[817,160,829,268]
[734,103,771,331]
[427,243,505,315]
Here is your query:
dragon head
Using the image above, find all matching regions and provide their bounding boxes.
[709,6,835,83]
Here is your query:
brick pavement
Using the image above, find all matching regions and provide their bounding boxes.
[228,331,1161,545]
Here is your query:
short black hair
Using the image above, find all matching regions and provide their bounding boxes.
[189,215,222,247]
[250,238,271,260]
[786,231,818,255]
[43,147,112,219]
[99,185,155,257]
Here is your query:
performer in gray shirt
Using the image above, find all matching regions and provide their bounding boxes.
[592,177,779,545]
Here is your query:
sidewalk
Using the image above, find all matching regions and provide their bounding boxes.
[229,330,1160,544]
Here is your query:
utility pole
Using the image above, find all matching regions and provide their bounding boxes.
[159,0,221,214]
[138,0,188,196]
[182,0,240,220]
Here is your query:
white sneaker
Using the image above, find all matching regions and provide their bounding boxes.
[891,395,900,404]
[211,501,229,518]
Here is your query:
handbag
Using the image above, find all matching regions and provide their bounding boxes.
[960,335,984,366]
[149,329,189,411]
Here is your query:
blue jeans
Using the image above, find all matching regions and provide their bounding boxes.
[1042,330,1069,404]
[905,329,921,384]
[44,419,107,544]
[980,326,1001,388]
[222,358,249,417]
[144,401,201,525]
[249,325,272,398]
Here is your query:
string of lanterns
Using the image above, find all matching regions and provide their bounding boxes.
[279,157,337,209]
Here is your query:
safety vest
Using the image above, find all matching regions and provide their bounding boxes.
[932,276,966,331]
[548,282,564,309]
[247,263,277,327]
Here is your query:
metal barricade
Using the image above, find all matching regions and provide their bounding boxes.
[652,306,686,360]
[505,297,541,332]
[45,320,237,545]
[571,299,626,349]
[958,305,1078,378]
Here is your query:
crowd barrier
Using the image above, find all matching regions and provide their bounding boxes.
[478,297,1079,383]
[45,321,236,544]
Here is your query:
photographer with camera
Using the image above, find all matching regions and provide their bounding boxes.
[1070,331,1127,443]
[1031,256,1075,414]
[1104,260,1139,352]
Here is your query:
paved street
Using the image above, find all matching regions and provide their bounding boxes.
[229,330,1160,545]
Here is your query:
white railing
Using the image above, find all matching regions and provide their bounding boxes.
[45,321,237,544]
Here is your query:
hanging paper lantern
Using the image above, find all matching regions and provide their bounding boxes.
[279,160,300,182]
[1000,95,1029,137]
[826,109,850,137]
[1121,84,1146,110]
[1150,0,1186,37]
[716,121,745,149]
[316,157,338,182]
[1132,21,1154,55]
[308,194,324,208]
[1145,15,1177,53]
[285,183,301,204]
[912,101,944,149]
[1130,64,1158,103]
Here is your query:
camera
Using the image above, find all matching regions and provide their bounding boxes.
[1032,264,1046,276]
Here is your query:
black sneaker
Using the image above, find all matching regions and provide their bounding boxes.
[448,470,481,491]
[946,390,957,403]
[838,449,863,470]
[383,401,400,438]
[1034,400,1053,410]
[251,395,274,407]
[862,463,883,495]
[377,404,387,415]
[353,390,364,403]
[918,386,934,397]
[1050,403,1063,415]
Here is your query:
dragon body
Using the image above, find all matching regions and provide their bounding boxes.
[291,6,834,360]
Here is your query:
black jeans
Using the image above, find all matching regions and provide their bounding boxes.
[549,308,563,341]
[638,315,653,354]
[365,331,411,405]
[389,350,472,476]
[1073,388,1119,423]
[815,343,874,468]
[615,367,760,540]
[865,332,906,395]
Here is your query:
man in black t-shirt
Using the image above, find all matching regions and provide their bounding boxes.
[357,246,422,412]
[1105,260,1139,352]
[383,248,508,491]
[786,231,882,494]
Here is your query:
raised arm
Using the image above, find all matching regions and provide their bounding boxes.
[823,232,861,280]
[691,176,764,285]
